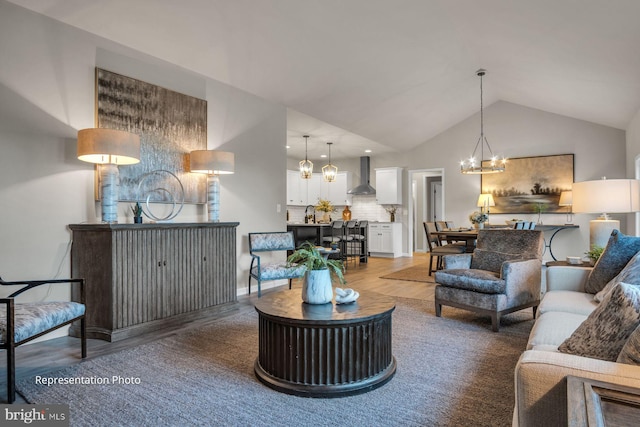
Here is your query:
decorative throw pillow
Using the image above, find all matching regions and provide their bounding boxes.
[585,230,640,294]
[618,323,640,365]
[558,282,640,361]
[470,249,522,274]
[594,251,640,303]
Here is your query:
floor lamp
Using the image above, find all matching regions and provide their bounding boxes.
[77,128,141,223]
[572,178,640,249]
[190,150,235,222]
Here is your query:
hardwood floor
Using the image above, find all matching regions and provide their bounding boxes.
[2,253,433,403]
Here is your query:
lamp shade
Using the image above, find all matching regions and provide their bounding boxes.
[572,179,640,214]
[190,150,235,175]
[77,128,140,165]
[476,193,495,208]
[558,191,573,207]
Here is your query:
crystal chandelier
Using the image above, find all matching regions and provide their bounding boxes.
[299,135,313,179]
[460,69,506,174]
[322,142,338,182]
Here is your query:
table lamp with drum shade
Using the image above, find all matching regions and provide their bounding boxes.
[558,191,573,224]
[190,150,235,222]
[77,128,141,223]
[572,178,640,249]
[477,193,495,224]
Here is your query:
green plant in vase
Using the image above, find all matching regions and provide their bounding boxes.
[287,242,345,304]
[131,202,143,223]
[585,244,604,266]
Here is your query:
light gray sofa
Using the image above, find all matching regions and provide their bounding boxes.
[513,265,640,426]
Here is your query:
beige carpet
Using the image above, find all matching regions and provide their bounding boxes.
[380,263,435,283]
[17,295,532,426]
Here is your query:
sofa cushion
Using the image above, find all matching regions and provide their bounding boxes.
[595,251,640,303]
[538,291,597,316]
[558,282,640,361]
[527,311,587,350]
[618,324,640,365]
[434,269,505,294]
[585,230,640,294]
[470,249,522,274]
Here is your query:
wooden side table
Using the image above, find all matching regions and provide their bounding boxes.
[567,376,640,426]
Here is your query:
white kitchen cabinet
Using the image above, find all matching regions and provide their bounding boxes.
[287,170,352,206]
[368,222,402,258]
[375,167,403,205]
[287,170,305,205]
[321,171,353,206]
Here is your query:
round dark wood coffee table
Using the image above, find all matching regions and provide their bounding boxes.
[254,290,396,397]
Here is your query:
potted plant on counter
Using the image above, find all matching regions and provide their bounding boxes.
[287,242,345,304]
[315,198,335,223]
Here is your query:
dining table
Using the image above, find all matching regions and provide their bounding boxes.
[432,224,580,259]
[431,228,479,253]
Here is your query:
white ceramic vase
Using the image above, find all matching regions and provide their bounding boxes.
[302,269,333,304]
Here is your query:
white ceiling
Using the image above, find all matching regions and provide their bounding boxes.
[9,0,640,159]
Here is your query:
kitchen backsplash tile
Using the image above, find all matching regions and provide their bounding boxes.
[287,195,400,223]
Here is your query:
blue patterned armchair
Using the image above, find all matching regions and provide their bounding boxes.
[434,229,544,332]
[248,232,307,297]
[0,277,86,402]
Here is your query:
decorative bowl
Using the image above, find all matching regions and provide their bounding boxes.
[566,256,582,265]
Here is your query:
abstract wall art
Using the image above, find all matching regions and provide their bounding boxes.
[96,68,207,204]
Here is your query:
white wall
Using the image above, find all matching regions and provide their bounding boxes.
[626,107,640,236]
[0,3,287,340]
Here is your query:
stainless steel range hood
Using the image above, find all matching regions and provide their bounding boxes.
[347,156,376,195]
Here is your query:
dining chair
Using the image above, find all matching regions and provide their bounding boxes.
[514,221,536,230]
[424,222,466,275]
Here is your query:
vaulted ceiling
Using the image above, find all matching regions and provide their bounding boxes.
[9,0,640,159]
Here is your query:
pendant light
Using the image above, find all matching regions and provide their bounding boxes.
[322,142,338,182]
[299,135,313,179]
[460,69,506,174]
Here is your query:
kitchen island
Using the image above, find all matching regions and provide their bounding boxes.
[287,223,332,248]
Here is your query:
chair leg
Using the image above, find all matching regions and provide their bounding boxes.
[491,313,500,332]
[288,278,292,290]
[258,280,262,298]
[532,305,538,319]
[7,344,15,403]
[248,276,252,295]
[429,256,435,276]
[81,317,87,359]
[435,301,442,317]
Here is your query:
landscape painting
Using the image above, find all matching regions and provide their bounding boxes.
[481,154,574,215]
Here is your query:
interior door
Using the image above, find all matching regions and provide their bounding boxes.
[431,181,444,222]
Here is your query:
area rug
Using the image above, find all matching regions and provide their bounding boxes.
[380,264,434,283]
[17,296,533,427]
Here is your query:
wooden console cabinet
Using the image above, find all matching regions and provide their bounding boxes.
[69,222,239,341]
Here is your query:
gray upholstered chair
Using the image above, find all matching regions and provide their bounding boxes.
[434,229,544,332]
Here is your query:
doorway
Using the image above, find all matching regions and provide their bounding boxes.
[408,169,444,253]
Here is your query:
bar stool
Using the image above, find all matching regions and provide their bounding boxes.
[343,220,360,268]
[352,220,368,264]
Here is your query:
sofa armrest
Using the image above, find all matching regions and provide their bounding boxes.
[514,350,640,427]
[546,266,591,292]
[441,253,472,269]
